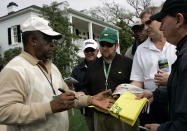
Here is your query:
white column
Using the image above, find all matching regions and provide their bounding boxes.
[88,22,93,39]
[69,15,73,34]
[116,30,120,54]
[69,15,74,43]
[117,30,119,43]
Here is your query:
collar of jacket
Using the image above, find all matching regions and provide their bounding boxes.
[176,35,187,57]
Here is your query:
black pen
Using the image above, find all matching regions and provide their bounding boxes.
[58,88,78,99]
[58,88,65,93]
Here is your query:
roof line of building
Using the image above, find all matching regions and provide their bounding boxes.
[0,4,121,30]
[0,5,40,22]
[68,8,121,30]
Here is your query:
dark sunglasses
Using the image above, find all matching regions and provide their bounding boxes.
[84,48,96,53]
[145,19,153,25]
[100,42,114,48]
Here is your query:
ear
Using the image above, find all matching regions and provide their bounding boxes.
[28,35,36,47]
[115,43,119,49]
[95,49,99,54]
[176,13,185,29]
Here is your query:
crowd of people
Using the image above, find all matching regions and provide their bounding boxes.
[0,0,187,131]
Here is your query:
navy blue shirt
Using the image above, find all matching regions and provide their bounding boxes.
[71,59,88,92]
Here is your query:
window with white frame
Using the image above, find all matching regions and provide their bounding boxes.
[13,26,18,43]
[8,25,21,45]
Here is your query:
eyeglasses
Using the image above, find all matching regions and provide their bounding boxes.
[84,48,96,53]
[100,42,114,48]
[145,19,153,25]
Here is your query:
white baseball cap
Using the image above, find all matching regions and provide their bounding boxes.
[132,21,142,27]
[83,39,98,50]
[21,16,62,39]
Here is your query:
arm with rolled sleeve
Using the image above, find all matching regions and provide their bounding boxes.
[0,68,52,125]
[130,49,144,88]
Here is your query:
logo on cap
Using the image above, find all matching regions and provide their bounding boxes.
[99,29,118,44]
[85,42,94,45]
[104,34,108,37]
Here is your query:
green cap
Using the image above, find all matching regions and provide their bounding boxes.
[99,29,118,44]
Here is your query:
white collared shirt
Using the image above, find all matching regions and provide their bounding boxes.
[130,38,177,91]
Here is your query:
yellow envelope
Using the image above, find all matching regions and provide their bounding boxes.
[89,92,147,126]
[109,92,147,126]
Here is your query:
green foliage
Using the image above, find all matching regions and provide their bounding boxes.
[0,47,22,71]
[3,47,22,66]
[116,21,134,55]
[40,2,80,77]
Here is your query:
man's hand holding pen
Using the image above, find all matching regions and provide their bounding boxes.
[50,88,115,113]
[50,88,76,113]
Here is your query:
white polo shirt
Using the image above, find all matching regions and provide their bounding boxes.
[130,38,177,91]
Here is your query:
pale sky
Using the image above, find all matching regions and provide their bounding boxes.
[0,0,165,17]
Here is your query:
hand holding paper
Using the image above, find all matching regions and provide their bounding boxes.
[94,89,112,100]
[109,92,147,126]
[92,89,115,110]
[92,97,115,110]
[136,91,154,103]
[89,91,147,126]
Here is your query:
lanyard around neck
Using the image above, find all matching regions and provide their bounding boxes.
[37,64,56,95]
[103,60,112,90]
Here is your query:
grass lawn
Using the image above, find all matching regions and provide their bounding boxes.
[68,108,89,131]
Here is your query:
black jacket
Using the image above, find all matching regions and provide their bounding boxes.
[158,36,187,131]
[71,59,88,92]
[153,87,168,105]
[85,53,132,95]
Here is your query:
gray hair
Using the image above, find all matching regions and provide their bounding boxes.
[140,6,161,19]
